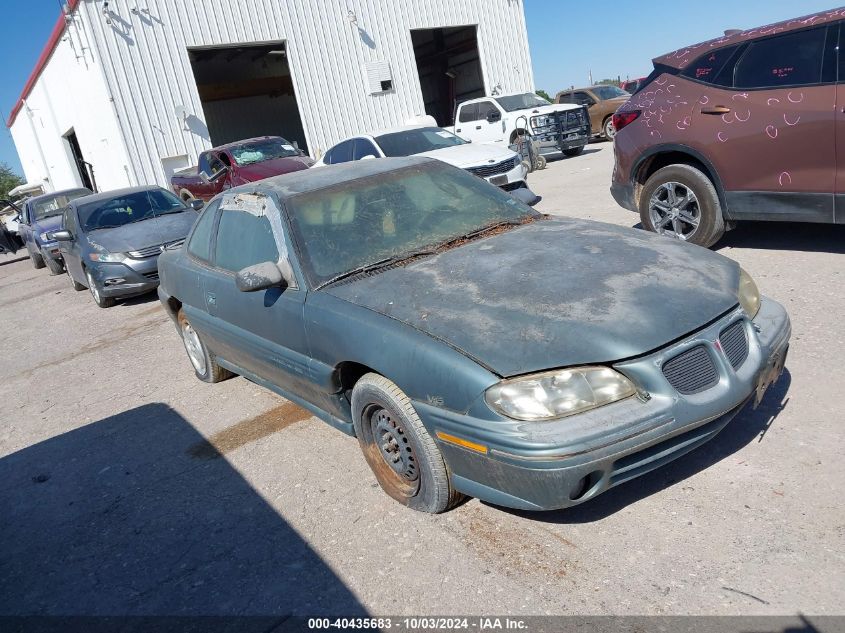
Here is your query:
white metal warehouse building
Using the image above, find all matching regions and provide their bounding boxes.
[8,0,534,193]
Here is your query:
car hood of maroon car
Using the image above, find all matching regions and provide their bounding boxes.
[325,218,741,377]
[237,156,313,180]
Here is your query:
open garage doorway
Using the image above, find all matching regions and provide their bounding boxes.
[411,26,485,127]
[188,42,308,153]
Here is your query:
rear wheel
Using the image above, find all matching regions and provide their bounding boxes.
[351,373,463,513]
[67,268,84,291]
[603,116,616,140]
[639,164,725,247]
[177,309,232,383]
[30,251,45,269]
[563,145,585,157]
[45,256,64,275]
[86,270,116,308]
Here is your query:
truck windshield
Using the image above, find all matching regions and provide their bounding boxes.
[592,85,629,100]
[31,190,91,221]
[286,161,535,287]
[494,93,550,112]
[79,189,186,232]
[229,138,300,166]
[375,128,467,157]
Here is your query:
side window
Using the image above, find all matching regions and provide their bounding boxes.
[556,92,574,104]
[476,100,499,120]
[214,206,279,273]
[353,138,379,160]
[572,91,594,105]
[198,153,211,176]
[458,103,479,123]
[187,200,220,262]
[62,207,76,233]
[326,140,353,165]
[682,45,742,85]
[734,27,827,88]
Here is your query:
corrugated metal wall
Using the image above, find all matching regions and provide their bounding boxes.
[76,0,534,188]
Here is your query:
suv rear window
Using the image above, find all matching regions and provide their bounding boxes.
[681,44,742,86]
[734,27,826,88]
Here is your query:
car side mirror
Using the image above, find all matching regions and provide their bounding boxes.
[235,260,294,292]
[200,166,228,183]
[51,230,73,241]
[189,199,204,211]
[486,110,502,123]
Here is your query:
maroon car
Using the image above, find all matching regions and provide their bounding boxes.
[610,8,844,247]
[171,136,314,201]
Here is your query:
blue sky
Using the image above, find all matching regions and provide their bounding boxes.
[0,0,835,177]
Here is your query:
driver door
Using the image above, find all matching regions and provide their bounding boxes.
[471,99,506,144]
[201,192,317,402]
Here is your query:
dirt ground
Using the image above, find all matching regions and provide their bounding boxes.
[1,143,843,617]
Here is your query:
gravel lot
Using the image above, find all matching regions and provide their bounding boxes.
[1,144,843,617]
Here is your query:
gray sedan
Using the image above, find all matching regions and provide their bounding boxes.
[53,186,201,308]
[157,157,791,513]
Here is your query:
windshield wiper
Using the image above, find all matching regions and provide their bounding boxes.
[318,248,438,289]
[457,218,523,241]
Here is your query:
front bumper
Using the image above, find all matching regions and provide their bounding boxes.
[88,257,161,298]
[39,241,63,263]
[483,161,528,189]
[414,297,791,511]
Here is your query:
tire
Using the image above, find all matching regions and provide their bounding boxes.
[85,269,116,308]
[351,373,463,513]
[177,309,232,383]
[67,268,85,291]
[603,116,616,140]
[639,164,725,248]
[45,256,64,275]
[563,145,585,157]
[30,251,45,269]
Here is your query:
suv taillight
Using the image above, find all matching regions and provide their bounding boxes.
[612,110,641,133]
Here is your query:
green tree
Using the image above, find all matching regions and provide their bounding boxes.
[0,163,23,201]
[535,89,553,102]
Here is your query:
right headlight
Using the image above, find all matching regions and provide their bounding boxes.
[485,366,637,422]
[738,267,761,318]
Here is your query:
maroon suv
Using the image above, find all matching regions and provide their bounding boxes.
[610,8,845,246]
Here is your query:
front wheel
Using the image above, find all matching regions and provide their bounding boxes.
[67,268,85,291]
[639,164,725,247]
[30,251,45,269]
[563,145,585,157]
[45,256,64,275]
[351,374,463,513]
[177,310,232,383]
[86,270,116,308]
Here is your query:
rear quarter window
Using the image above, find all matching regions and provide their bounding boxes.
[681,44,743,86]
[187,200,219,262]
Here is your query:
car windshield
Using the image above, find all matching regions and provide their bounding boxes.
[374,127,467,157]
[286,162,535,287]
[229,138,299,166]
[31,190,90,221]
[592,85,629,100]
[494,93,550,112]
[78,189,186,232]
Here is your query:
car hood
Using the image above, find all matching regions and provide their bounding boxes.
[520,103,580,116]
[86,211,198,253]
[325,218,740,377]
[237,156,313,180]
[33,215,63,235]
[416,144,516,169]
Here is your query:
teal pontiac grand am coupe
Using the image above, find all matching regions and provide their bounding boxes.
[157,157,790,513]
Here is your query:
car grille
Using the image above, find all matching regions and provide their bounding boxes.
[555,106,589,132]
[662,345,719,394]
[720,320,749,370]
[468,157,518,178]
[128,239,185,259]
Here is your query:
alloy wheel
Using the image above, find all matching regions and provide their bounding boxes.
[181,321,207,375]
[648,181,701,241]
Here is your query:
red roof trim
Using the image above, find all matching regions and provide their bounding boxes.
[6,0,82,128]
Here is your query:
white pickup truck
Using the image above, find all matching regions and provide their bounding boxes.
[450,92,591,158]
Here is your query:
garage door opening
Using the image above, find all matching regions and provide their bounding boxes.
[411,26,485,127]
[188,42,308,153]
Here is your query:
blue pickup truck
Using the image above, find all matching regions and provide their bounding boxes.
[9,188,92,273]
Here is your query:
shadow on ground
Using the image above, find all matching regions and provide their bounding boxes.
[0,403,366,617]
[497,370,792,524]
[716,221,845,255]
[0,255,27,267]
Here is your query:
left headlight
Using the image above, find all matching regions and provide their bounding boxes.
[485,366,637,422]
[89,252,128,263]
[738,267,761,318]
[530,114,554,131]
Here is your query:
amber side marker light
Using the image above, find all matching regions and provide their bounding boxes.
[435,431,488,454]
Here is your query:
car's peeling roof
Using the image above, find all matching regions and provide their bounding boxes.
[67,186,166,207]
[234,156,438,199]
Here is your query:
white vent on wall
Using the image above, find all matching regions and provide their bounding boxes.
[364,61,393,94]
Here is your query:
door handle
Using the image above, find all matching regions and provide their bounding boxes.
[475,125,482,130]
[701,106,731,115]
[206,293,216,306]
